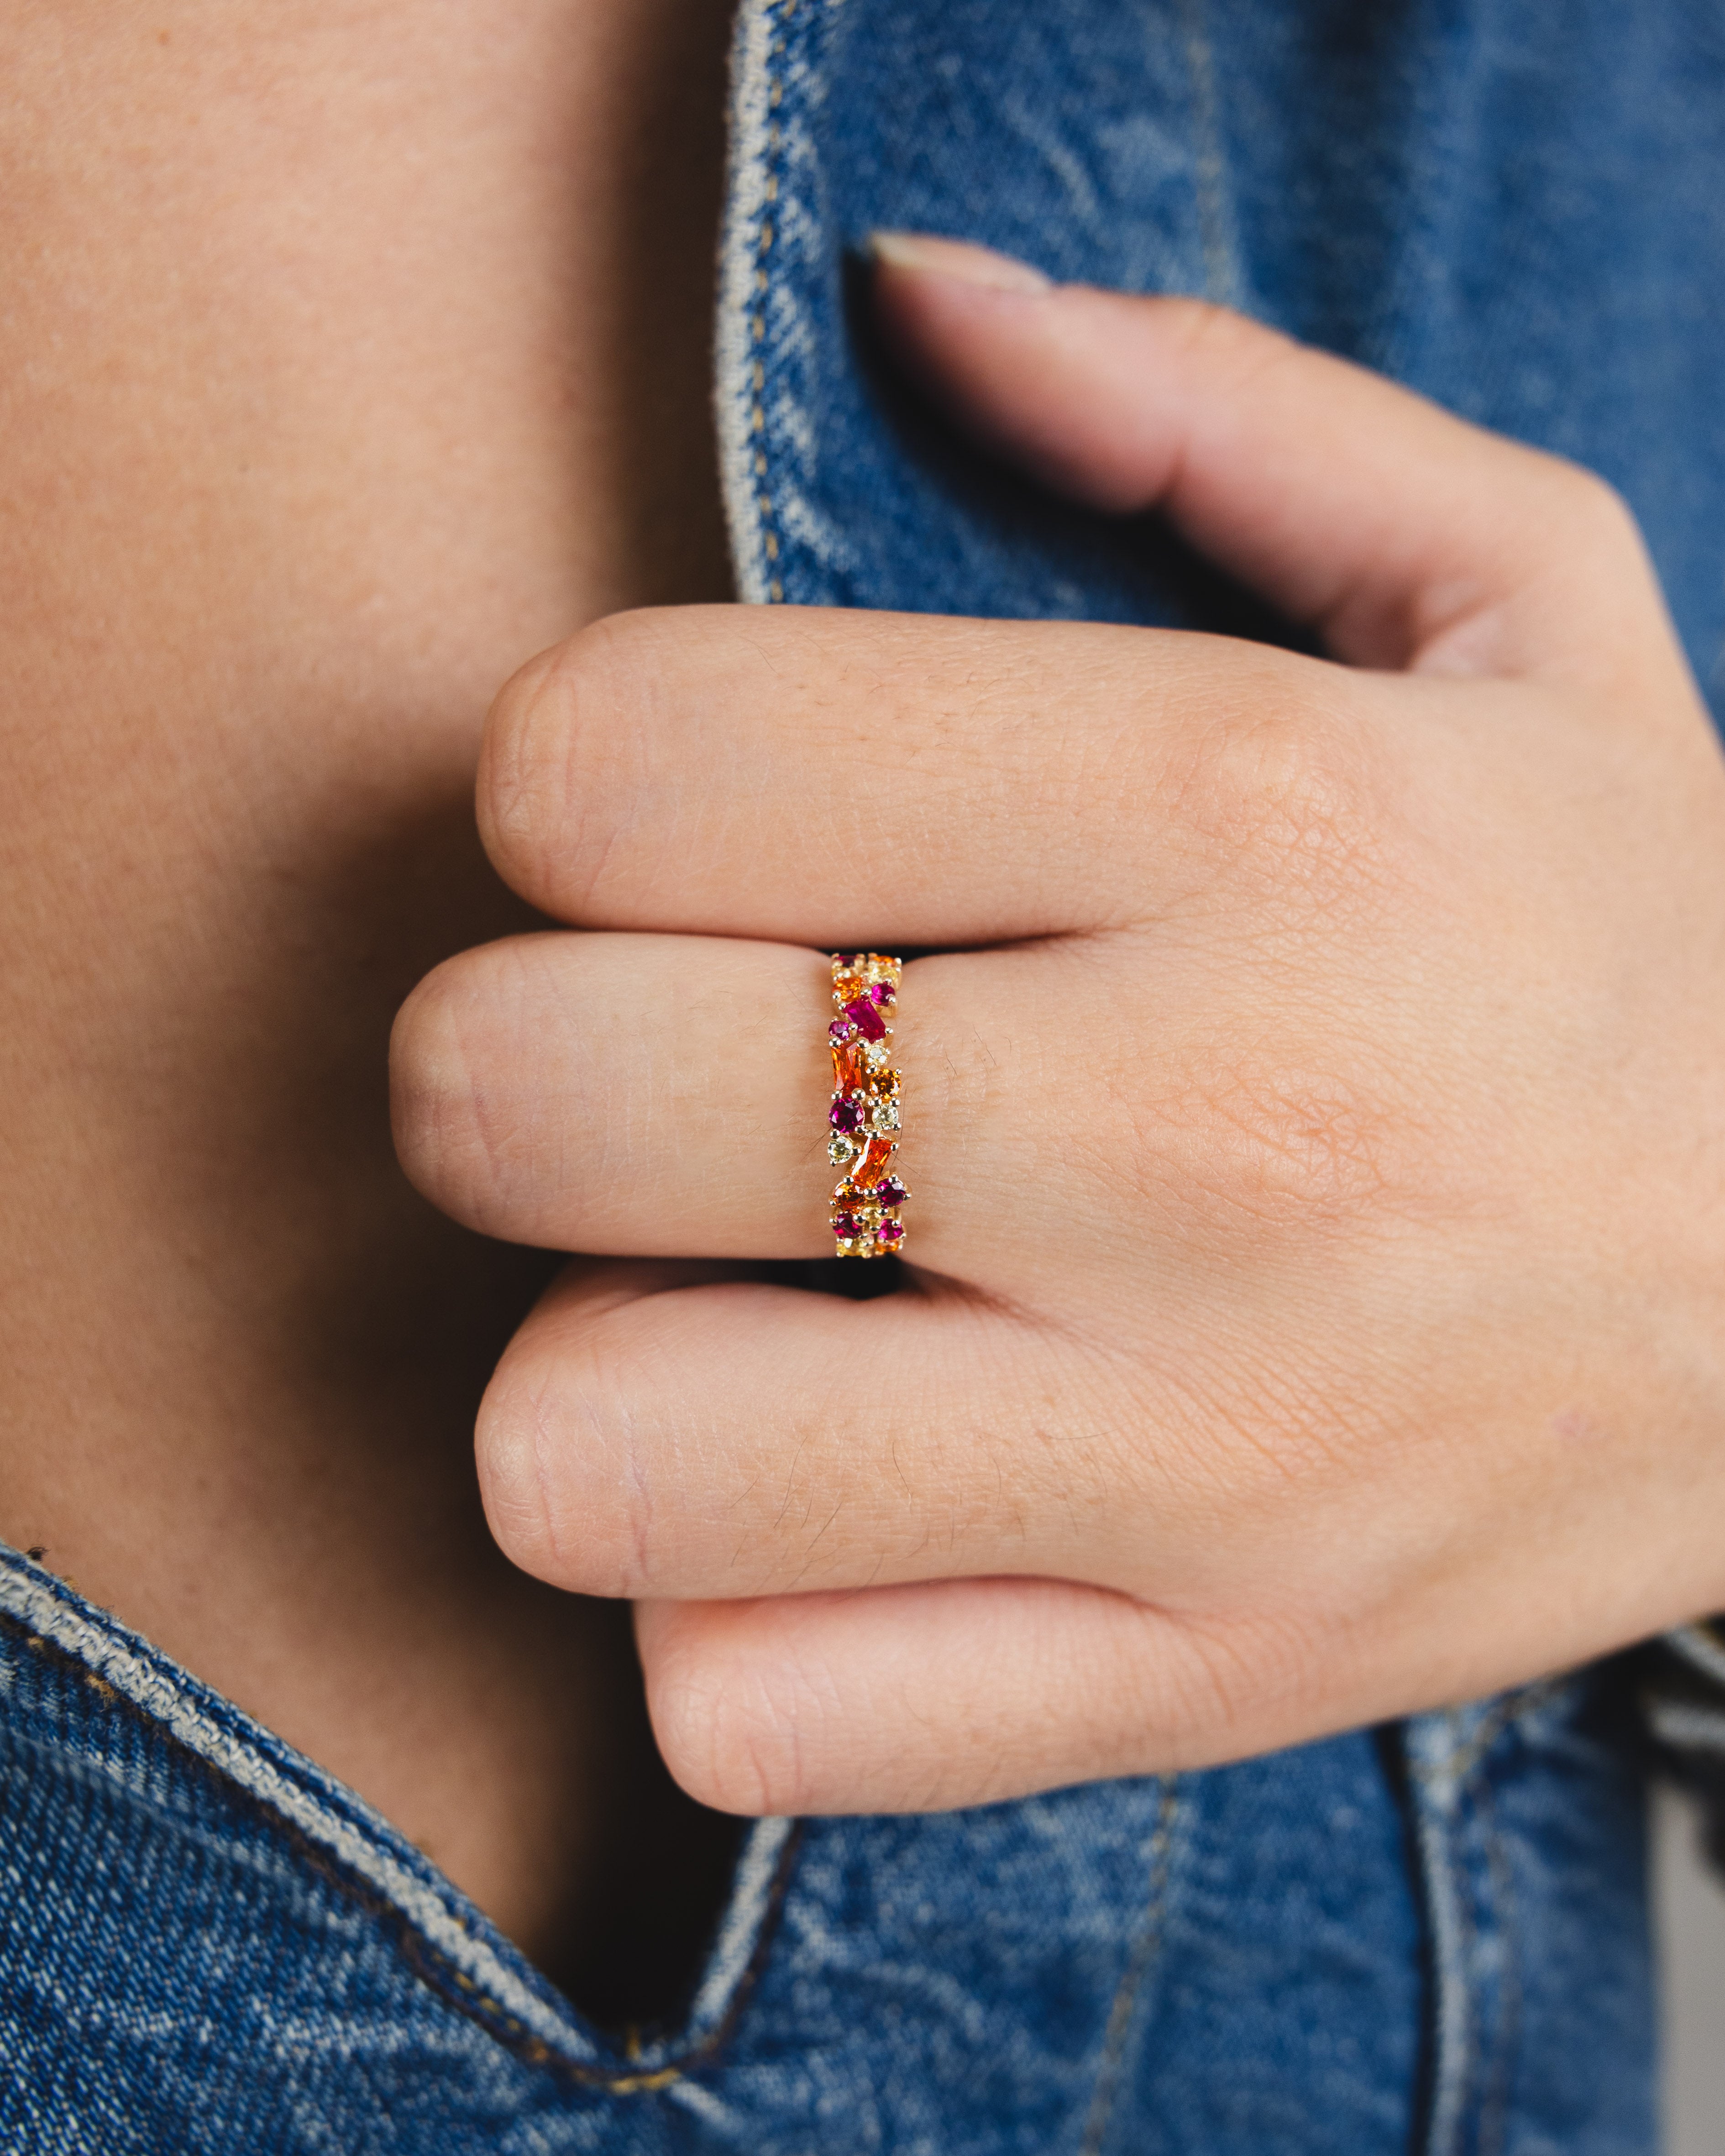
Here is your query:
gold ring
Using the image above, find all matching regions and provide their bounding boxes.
[826,952,907,1257]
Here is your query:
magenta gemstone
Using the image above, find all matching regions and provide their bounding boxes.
[844,995,886,1042]
[833,952,859,967]
[828,1017,854,1040]
[867,982,893,1006]
[833,1212,860,1239]
[877,1219,904,1246]
[874,1177,907,1207]
[829,1095,863,1132]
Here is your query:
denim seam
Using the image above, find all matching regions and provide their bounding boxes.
[1447,1714,1487,2156]
[1357,13,1443,386]
[0,1565,577,2052]
[0,1552,799,2084]
[1075,1779,1182,2156]
[0,1611,588,2067]
[1406,1709,1474,2156]
[718,0,802,607]
[1406,1678,1565,1792]
[567,1820,807,2095]
[1473,1772,1521,2156]
[1406,1680,1564,2156]
[6,1612,811,2095]
[1172,0,1242,309]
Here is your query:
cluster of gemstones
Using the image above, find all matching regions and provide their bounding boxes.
[826,952,907,1257]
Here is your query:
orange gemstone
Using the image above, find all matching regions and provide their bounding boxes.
[851,1135,897,1189]
[830,1038,866,1090]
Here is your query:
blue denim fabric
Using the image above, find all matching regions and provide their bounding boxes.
[0,1553,1651,2151]
[718,0,1725,733]
[9,0,1719,2144]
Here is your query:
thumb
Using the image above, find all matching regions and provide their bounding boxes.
[869,232,1678,691]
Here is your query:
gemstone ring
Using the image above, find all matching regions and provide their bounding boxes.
[825,952,908,1257]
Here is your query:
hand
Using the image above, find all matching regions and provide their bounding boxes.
[391,235,1725,1817]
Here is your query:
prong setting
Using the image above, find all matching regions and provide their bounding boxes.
[828,952,907,1257]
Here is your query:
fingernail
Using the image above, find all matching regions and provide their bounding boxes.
[868,231,1053,295]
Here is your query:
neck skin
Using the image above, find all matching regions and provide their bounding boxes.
[0,0,738,1997]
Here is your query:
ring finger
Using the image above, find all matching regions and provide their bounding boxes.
[390,926,1124,1280]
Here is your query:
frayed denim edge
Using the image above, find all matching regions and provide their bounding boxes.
[0,1546,795,2075]
[715,0,783,607]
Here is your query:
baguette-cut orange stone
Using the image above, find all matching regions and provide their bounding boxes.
[851,1135,897,1189]
[830,1038,866,1091]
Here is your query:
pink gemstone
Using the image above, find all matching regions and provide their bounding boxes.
[844,996,886,1042]
[828,1017,854,1041]
[833,1212,860,1239]
[833,952,860,967]
[874,1177,907,1207]
[829,1095,862,1132]
[877,1220,904,1247]
[867,982,893,1006]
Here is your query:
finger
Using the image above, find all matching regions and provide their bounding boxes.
[470,1260,1238,1608]
[869,233,1687,692]
[477,600,1380,940]
[392,928,1231,1283]
[633,1581,1343,1816]
[391,931,838,1257]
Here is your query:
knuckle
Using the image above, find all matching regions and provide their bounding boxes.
[478,644,571,875]
[388,957,485,1210]
[646,1627,811,1816]
[1517,457,1651,602]
[479,612,661,916]
[388,943,548,1235]
[1148,1053,1405,1246]
[474,1345,569,1584]
[1165,672,1394,910]
[1152,1604,1336,1758]
[1161,297,1298,398]
[1552,459,1638,549]
[474,1320,646,1596]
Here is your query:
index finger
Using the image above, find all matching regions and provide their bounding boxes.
[477,602,1362,941]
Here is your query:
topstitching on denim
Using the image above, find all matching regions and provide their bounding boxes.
[717,0,821,609]
[1075,1779,1183,2156]
[1169,0,1241,308]
[0,1545,797,2094]
[1404,1689,1562,2156]
[1401,1675,1651,2156]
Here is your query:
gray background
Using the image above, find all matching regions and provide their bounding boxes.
[1658,1785,1725,2153]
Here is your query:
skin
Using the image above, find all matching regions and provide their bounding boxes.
[393,236,1725,1818]
[0,0,738,1981]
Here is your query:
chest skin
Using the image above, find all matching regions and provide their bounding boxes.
[0,0,737,1993]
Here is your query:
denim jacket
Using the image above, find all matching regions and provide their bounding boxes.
[6,2,1724,2149]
